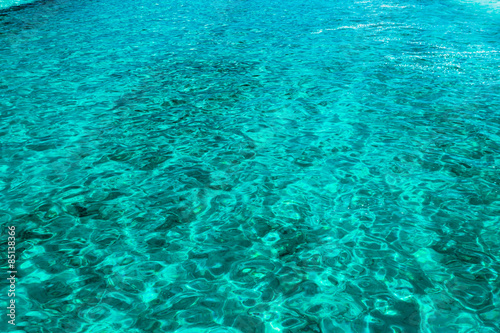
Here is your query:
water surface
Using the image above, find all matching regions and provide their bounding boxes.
[1,0,499,332]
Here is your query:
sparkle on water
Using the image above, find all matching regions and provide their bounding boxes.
[1,0,499,332]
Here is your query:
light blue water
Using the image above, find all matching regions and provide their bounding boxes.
[1,0,499,332]
[0,0,37,10]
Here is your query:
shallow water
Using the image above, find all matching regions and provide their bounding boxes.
[0,0,37,10]
[1,0,499,332]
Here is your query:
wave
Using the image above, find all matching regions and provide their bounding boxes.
[0,0,40,10]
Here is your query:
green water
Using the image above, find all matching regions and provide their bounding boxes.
[0,0,499,332]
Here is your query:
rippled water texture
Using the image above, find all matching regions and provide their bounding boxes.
[1,0,500,332]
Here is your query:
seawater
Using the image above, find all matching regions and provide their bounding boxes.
[0,0,499,332]
[0,0,38,10]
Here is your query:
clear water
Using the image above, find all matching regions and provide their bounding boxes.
[1,0,499,332]
[0,0,37,10]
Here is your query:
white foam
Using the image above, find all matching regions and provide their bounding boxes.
[458,0,500,10]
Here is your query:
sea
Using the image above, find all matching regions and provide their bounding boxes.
[0,0,499,332]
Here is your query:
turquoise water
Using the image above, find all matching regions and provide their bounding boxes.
[0,0,37,10]
[1,0,500,332]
